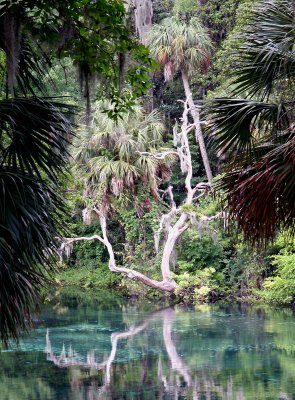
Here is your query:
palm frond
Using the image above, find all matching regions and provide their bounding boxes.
[148,15,212,76]
[208,98,292,157]
[206,0,295,244]
[115,135,137,161]
[0,97,73,182]
[232,0,294,98]
[75,101,172,201]
[0,169,67,345]
[0,96,73,345]
[218,134,295,243]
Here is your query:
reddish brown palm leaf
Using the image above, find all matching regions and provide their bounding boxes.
[222,136,295,244]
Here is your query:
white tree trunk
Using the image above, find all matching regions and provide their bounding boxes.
[160,213,188,281]
[61,102,218,294]
[158,100,208,278]
[181,71,213,183]
[63,210,177,293]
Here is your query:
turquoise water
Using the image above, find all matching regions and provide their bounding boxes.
[2,291,295,399]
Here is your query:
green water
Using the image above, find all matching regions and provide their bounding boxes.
[2,291,295,399]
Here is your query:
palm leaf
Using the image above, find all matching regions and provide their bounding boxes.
[232,0,294,98]
[208,98,292,157]
[0,97,73,182]
[148,15,212,76]
[0,97,73,345]
[218,134,295,243]
[206,0,295,244]
[0,169,67,345]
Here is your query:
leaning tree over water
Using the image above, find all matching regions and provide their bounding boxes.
[62,100,220,293]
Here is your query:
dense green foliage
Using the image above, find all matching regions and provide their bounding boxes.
[0,0,156,343]
[57,0,295,307]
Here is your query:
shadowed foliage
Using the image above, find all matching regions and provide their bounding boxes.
[207,0,295,244]
[0,98,73,344]
[0,0,155,343]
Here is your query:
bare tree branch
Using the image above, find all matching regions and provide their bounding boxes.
[137,150,178,159]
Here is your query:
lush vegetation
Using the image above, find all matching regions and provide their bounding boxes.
[0,0,294,343]
[57,0,294,305]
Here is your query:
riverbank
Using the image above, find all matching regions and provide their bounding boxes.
[51,262,295,308]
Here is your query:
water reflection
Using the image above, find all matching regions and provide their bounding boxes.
[2,296,295,399]
[45,307,195,398]
[42,306,295,399]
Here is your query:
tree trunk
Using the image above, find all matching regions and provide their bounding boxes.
[99,214,176,292]
[61,102,217,294]
[181,71,213,183]
[63,212,177,293]
[160,213,188,280]
[133,0,153,44]
[133,0,154,111]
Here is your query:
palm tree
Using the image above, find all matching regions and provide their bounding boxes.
[75,100,174,207]
[207,0,295,244]
[148,16,213,183]
[69,101,178,292]
[0,98,73,345]
[0,1,77,344]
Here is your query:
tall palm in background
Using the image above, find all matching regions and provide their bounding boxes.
[148,16,213,182]
[207,0,295,243]
[75,100,174,211]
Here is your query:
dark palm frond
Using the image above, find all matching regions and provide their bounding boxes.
[206,0,295,244]
[15,38,52,95]
[0,169,67,345]
[218,134,295,244]
[0,3,77,345]
[0,97,74,182]
[232,0,295,98]
[207,98,292,157]
[0,97,73,345]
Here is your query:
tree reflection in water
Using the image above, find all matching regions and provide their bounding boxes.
[45,307,295,400]
[44,306,292,400]
[45,307,201,399]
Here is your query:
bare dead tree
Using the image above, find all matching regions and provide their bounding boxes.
[61,101,223,293]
